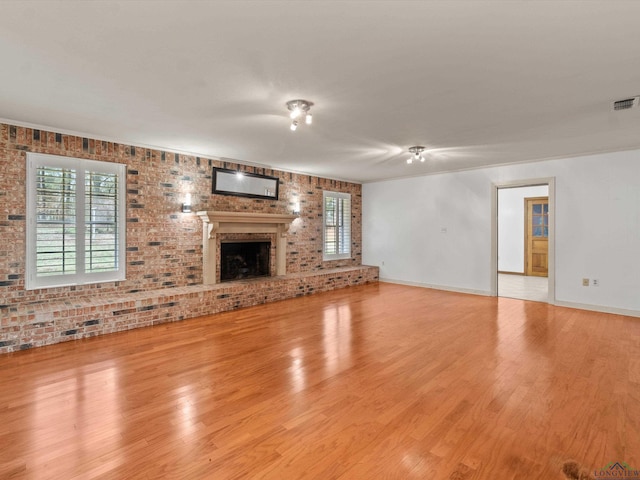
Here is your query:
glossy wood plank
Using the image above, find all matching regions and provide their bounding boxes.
[1,283,639,479]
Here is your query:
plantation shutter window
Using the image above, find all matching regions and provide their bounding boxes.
[26,153,126,289]
[35,166,78,276]
[85,170,120,273]
[323,191,351,260]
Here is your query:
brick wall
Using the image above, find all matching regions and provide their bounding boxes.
[0,122,362,308]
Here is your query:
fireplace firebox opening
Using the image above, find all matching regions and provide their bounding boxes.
[220,241,271,282]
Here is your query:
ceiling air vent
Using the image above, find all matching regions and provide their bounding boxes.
[613,96,639,111]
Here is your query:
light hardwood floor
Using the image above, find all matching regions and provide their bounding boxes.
[1,282,638,479]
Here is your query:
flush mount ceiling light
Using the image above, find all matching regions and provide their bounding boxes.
[407,146,426,164]
[287,99,313,131]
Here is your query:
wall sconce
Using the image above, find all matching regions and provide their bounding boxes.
[293,202,301,215]
[182,193,192,213]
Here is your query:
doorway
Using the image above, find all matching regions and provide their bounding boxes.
[491,179,555,304]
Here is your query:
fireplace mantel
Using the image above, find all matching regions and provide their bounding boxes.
[197,211,298,285]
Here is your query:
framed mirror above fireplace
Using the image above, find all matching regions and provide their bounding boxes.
[212,167,279,200]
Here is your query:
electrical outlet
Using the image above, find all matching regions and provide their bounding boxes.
[592,279,599,287]
[582,278,589,287]
[382,261,385,266]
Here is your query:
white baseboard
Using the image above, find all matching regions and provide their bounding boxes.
[380,278,640,318]
[553,300,640,318]
[379,277,492,297]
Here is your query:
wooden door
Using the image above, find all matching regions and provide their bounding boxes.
[525,197,548,277]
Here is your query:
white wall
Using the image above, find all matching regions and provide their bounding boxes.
[498,185,548,273]
[362,149,640,314]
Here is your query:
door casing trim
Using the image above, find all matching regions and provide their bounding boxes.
[491,178,556,304]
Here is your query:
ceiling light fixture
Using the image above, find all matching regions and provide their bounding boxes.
[406,146,426,164]
[286,99,313,131]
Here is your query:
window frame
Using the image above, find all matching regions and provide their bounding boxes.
[322,190,352,261]
[26,153,126,290]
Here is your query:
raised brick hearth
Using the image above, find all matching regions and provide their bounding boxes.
[0,266,378,353]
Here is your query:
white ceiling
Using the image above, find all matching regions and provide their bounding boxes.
[2,1,640,183]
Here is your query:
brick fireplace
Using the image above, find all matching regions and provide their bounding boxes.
[197,211,298,285]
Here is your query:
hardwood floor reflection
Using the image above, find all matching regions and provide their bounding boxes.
[1,282,638,479]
